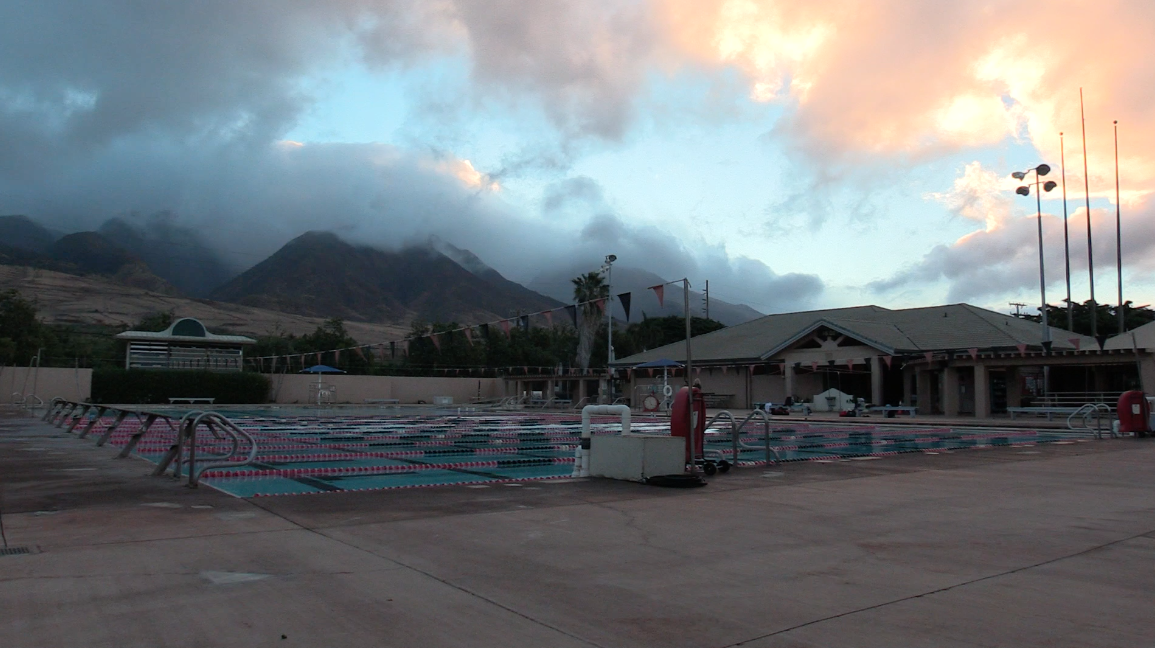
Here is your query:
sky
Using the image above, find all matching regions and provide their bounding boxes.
[2,0,1154,320]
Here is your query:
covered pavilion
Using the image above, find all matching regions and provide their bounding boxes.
[115,317,256,372]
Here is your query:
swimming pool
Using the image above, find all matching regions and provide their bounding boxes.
[84,411,1084,497]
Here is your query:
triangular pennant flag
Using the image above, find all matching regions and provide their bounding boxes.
[1016,343,1027,356]
[353,346,365,361]
[594,298,606,314]
[430,334,441,352]
[316,352,322,365]
[522,366,529,374]
[647,368,654,377]
[564,305,577,327]
[695,367,702,375]
[811,361,819,371]
[1069,337,1081,350]
[334,349,341,365]
[499,320,512,337]
[464,327,473,345]
[846,358,855,369]
[882,355,893,369]
[543,310,553,326]
[968,348,978,361]
[924,352,933,363]
[722,365,729,375]
[626,368,633,379]
[649,284,665,307]
[617,292,631,322]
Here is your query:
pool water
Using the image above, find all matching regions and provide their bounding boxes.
[84,412,1081,497]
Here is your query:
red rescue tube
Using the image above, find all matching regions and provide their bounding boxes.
[670,386,706,462]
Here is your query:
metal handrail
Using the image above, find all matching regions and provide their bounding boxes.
[704,410,737,464]
[1066,402,1113,438]
[734,409,782,465]
[187,412,258,486]
[158,410,258,486]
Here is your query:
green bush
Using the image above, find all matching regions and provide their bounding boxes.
[92,369,270,404]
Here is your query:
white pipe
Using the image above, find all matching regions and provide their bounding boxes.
[573,404,631,477]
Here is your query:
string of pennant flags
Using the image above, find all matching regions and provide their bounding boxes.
[248,280,683,372]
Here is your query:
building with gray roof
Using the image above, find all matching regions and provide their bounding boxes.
[614,303,1144,417]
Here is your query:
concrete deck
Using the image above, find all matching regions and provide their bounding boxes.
[2,408,1153,647]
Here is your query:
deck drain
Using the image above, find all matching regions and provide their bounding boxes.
[0,546,33,557]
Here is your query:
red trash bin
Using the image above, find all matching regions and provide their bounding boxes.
[1116,390,1150,435]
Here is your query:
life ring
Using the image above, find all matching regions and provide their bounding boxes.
[662,385,674,398]
[642,394,660,412]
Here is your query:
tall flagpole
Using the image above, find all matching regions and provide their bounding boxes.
[1061,132,1073,331]
[1115,120,1124,333]
[1080,88,1097,339]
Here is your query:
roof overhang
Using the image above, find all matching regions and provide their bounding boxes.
[759,319,899,360]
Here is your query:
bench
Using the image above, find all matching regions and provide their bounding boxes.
[868,405,918,417]
[1006,406,1085,421]
[168,397,215,405]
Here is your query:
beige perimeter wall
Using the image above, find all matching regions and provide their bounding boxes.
[2,366,92,403]
[264,373,507,404]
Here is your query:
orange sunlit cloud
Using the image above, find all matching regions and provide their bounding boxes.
[657,0,1155,197]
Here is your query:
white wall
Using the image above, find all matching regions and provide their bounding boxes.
[2,366,91,403]
[264,373,507,404]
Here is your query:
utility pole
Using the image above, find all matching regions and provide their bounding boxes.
[1010,302,1027,318]
[704,280,709,320]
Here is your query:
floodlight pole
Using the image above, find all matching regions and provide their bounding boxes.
[604,254,616,403]
[1033,174,1050,344]
[1060,132,1073,331]
[1115,120,1124,333]
[683,278,696,476]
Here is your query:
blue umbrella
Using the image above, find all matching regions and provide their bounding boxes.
[300,364,345,374]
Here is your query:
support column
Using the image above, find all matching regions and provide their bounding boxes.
[903,369,913,406]
[578,379,587,405]
[974,363,991,419]
[943,367,960,416]
[746,366,753,409]
[546,379,554,405]
[1141,353,1155,393]
[916,370,932,415]
[598,378,608,404]
[784,363,795,401]
[871,356,884,405]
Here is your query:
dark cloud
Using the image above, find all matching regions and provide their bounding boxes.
[869,201,1155,304]
[0,0,820,315]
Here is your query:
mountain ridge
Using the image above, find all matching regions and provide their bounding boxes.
[210,231,563,325]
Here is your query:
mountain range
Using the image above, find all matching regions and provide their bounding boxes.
[0,214,765,330]
[210,231,563,324]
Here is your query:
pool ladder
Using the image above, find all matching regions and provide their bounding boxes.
[704,409,782,467]
[1066,403,1114,439]
[154,411,259,487]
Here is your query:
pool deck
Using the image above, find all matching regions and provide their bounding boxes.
[3,408,1154,647]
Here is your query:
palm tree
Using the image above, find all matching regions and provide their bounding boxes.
[572,271,608,370]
